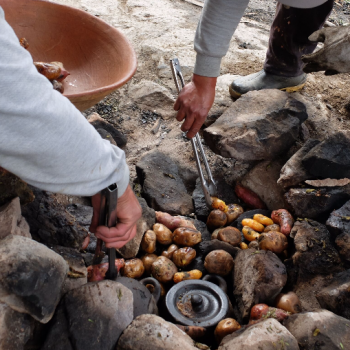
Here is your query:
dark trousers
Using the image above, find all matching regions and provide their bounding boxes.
[264,0,334,77]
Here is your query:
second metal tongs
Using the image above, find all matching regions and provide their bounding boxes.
[170,58,217,209]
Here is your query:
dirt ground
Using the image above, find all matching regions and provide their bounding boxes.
[54,0,350,200]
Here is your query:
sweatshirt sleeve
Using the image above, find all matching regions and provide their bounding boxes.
[194,0,250,77]
[0,7,129,197]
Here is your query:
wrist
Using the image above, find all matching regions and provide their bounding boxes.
[192,74,217,88]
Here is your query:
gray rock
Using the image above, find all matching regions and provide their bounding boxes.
[302,131,350,179]
[219,318,299,350]
[129,80,175,119]
[203,90,307,161]
[0,301,33,350]
[316,269,350,319]
[64,281,133,350]
[326,200,350,239]
[0,197,31,239]
[234,248,287,321]
[136,151,194,216]
[117,198,155,259]
[117,314,200,350]
[278,139,321,189]
[241,159,286,210]
[96,128,118,146]
[0,235,68,323]
[291,220,342,276]
[284,309,350,350]
[285,187,350,220]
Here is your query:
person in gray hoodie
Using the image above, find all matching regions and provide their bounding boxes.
[0,7,142,249]
[174,0,334,139]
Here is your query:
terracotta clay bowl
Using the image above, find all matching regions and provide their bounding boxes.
[1,0,137,111]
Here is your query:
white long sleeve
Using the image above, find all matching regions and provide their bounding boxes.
[0,7,129,197]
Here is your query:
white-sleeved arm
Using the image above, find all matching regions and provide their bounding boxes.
[0,7,129,197]
[194,0,250,77]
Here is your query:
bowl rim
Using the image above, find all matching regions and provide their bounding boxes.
[2,0,137,99]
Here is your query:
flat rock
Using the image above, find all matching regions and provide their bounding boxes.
[117,314,200,350]
[241,159,286,210]
[326,200,350,239]
[284,309,350,349]
[316,269,350,319]
[129,80,175,119]
[136,151,194,216]
[203,90,307,161]
[278,139,321,189]
[0,301,33,350]
[117,197,155,259]
[196,239,240,259]
[219,318,299,350]
[0,235,68,323]
[302,131,350,179]
[285,187,350,220]
[0,197,31,239]
[233,248,287,322]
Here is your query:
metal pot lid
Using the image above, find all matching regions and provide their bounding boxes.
[165,280,229,327]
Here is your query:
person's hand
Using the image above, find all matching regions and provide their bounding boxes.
[90,184,142,249]
[174,74,217,139]
[302,26,350,75]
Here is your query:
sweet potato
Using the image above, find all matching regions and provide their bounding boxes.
[242,226,260,242]
[226,204,244,224]
[153,223,173,245]
[151,256,178,283]
[234,183,267,209]
[214,318,241,343]
[122,258,145,278]
[173,269,202,283]
[172,247,196,267]
[161,244,179,260]
[175,325,206,340]
[217,227,241,247]
[141,253,158,275]
[241,218,265,232]
[249,304,290,325]
[271,209,294,236]
[253,214,273,226]
[264,224,281,233]
[155,211,196,231]
[258,231,288,254]
[206,210,227,230]
[204,250,234,276]
[87,259,125,282]
[211,197,228,212]
[275,292,301,314]
[173,227,202,246]
[141,230,157,253]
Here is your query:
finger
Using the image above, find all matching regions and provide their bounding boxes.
[308,29,326,43]
[174,98,180,111]
[95,223,132,241]
[187,116,205,139]
[89,208,99,233]
[176,106,186,122]
[106,226,137,249]
[181,113,195,132]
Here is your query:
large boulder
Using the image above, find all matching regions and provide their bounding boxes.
[136,151,194,216]
[326,200,350,238]
[117,314,201,350]
[284,310,350,349]
[302,131,350,179]
[219,318,299,350]
[203,90,307,161]
[0,235,68,323]
[233,248,287,321]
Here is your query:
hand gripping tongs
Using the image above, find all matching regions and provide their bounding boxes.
[170,58,217,209]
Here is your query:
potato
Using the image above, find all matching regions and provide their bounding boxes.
[204,250,234,276]
[211,197,228,212]
[242,226,260,242]
[264,224,281,233]
[151,256,178,283]
[240,242,248,250]
[122,258,145,279]
[253,214,273,226]
[141,253,158,275]
[275,292,302,314]
[271,209,294,236]
[241,218,265,232]
[161,244,179,260]
[155,211,196,231]
[258,231,288,254]
[249,304,290,325]
[141,230,157,253]
[173,227,202,246]
[217,227,241,247]
[173,269,202,283]
[214,318,241,343]
[206,210,227,230]
[226,204,244,224]
[211,228,221,240]
[248,241,259,249]
[172,247,196,267]
[153,223,173,245]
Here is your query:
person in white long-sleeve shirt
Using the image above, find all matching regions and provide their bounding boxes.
[0,7,142,248]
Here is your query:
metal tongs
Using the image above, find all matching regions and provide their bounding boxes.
[170,58,217,208]
[92,184,119,280]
